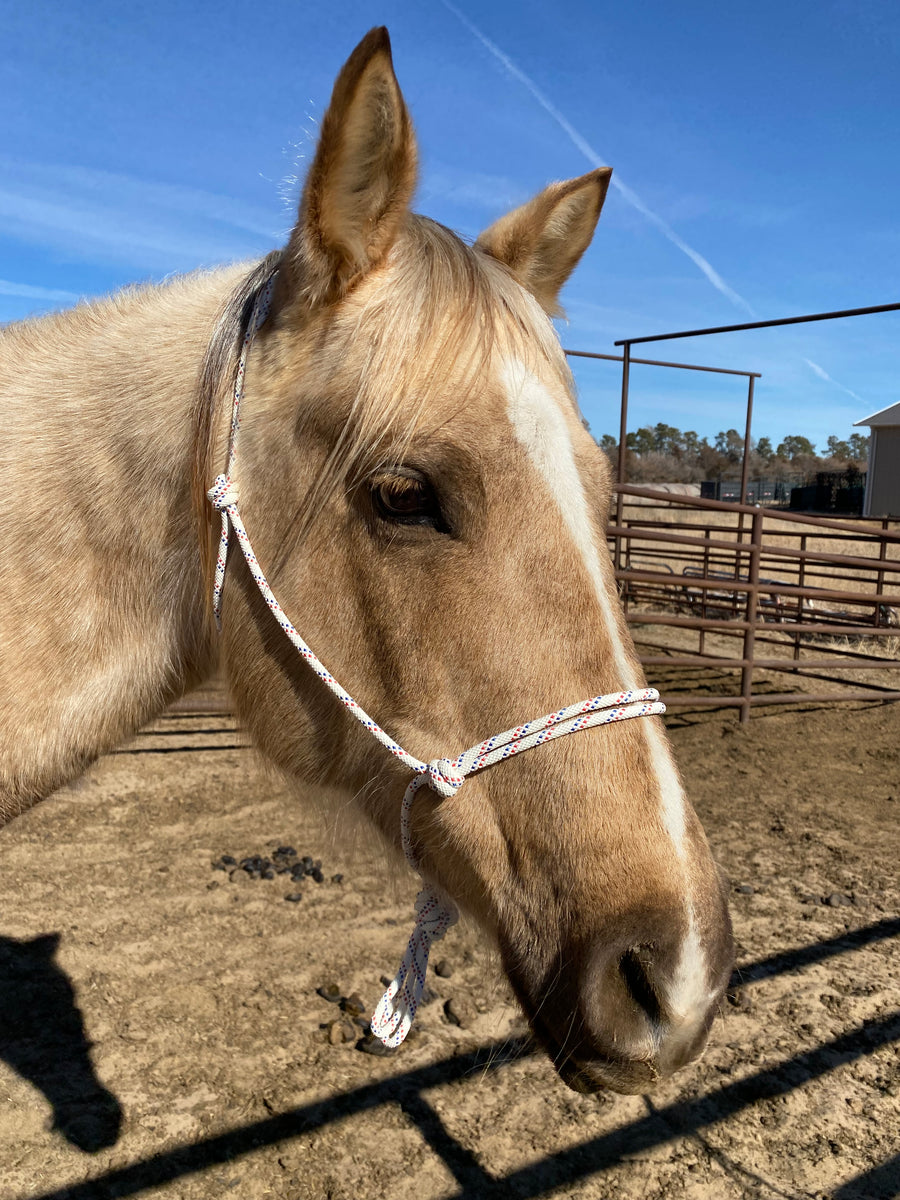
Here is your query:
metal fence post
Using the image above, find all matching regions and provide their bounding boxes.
[615,342,631,572]
[795,533,807,659]
[740,375,755,506]
[740,508,764,723]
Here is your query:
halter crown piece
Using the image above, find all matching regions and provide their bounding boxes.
[207,273,667,1048]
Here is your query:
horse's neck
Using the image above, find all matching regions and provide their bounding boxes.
[1,266,246,739]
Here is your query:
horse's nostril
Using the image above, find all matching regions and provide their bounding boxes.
[619,946,664,1025]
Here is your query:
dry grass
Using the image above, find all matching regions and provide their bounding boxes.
[631,615,900,698]
[613,494,900,604]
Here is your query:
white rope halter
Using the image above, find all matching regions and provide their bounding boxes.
[207,272,666,1047]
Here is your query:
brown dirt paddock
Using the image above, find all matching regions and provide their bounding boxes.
[1,688,898,1200]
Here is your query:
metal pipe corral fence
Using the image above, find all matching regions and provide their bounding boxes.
[567,299,900,721]
[609,486,900,722]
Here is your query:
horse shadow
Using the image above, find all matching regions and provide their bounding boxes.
[0,933,122,1152]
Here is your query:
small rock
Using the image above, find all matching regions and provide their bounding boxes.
[341,993,367,1018]
[326,1019,356,1045]
[434,959,453,978]
[274,846,297,859]
[726,988,752,1013]
[316,982,342,1004]
[826,892,853,908]
[331,873,344,885]
[284,892,303,903]
[444,997,475,1029]
[357,1034,396,1057]
[734,884,754,895]
[206,880,220,891]
[221,855,237,866]
[311,868,324,884]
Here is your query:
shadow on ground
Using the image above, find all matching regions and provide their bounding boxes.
[0,934,122,1153]
[5,918,899,1198]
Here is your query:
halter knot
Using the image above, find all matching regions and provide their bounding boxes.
[208,474,239,511]
[425,757,464,798]
[413,884,458,934]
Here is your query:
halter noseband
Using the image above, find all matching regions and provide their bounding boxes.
[207,273,666,1047]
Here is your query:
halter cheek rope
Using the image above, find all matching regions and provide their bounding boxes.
[207,272,666,1047]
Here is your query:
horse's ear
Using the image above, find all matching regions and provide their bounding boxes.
[30,933,61,958]
[475,168,612,315]
[285,27,417,309]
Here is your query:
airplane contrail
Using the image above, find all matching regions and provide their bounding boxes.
[804,358,863,404]
[440,2,870,408]
[439,0,756,317]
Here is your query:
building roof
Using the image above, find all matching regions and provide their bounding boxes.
[854,401,900,428]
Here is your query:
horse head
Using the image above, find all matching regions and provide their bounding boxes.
[212,27,734,1094]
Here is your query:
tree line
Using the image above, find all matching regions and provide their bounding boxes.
[595,423,868,484]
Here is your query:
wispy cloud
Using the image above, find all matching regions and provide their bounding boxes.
[0,157,282,273]
[803,357,864,403]
[0,279,80,302]
[439,0,756,317]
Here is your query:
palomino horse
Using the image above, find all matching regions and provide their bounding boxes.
[0,28,732,1094]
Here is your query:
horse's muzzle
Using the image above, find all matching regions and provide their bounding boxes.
[512,900,734,1095]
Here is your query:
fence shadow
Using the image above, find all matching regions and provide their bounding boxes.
[17,1037,533,1200]
[0,934,122,1153]
[832,1152,900,1200]
[730,915,900,988]
[15,1009,899,1200]
[7,914,898,1198]
[445,1012,900,1200]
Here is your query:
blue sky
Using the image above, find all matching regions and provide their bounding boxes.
[2,0,897,448]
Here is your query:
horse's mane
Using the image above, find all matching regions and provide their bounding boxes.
[191,219,567,606]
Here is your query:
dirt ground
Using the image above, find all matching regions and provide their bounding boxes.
[1,686,898,1200]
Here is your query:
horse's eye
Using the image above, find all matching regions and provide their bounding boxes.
[370,471,446,531]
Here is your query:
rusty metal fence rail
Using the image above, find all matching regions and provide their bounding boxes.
[611,485,900,722]
[563,297,900,722]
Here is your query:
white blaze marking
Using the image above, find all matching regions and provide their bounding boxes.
[502,358,686,845]
[502,357,708,1017]
[667,918,713,1022]
[502,361,638,691]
